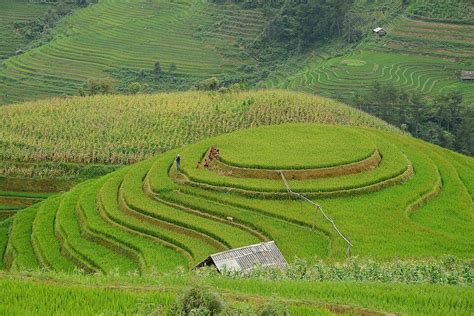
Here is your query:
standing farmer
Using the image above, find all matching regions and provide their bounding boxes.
[176,154,181,173]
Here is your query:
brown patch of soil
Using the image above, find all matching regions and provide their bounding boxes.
[0,196,40,207]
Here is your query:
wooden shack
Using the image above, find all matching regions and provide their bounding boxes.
[460,71,474,80]
[195,241,287,273]
[373,27,387,37]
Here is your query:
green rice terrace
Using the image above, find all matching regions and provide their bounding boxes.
[0,1,473,314]
[0,0,52,61]
[1,121,473,314]
[0,90,397,177]
[264,3,474,104]
[2,123,472,275]
[1,0,473,106]
[0,0,268,105]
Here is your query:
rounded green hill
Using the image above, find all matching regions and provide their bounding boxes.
[213,125,376,169]
[2,123,473,274]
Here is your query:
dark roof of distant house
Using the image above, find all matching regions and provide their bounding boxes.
[195,241,287,272]
[460,71,474,80]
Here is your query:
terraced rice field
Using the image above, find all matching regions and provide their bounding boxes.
[408,0,473,21]
[0,0,268,105]
[2,124,472,274]
[0,0,52,61]
[264,16,474,104]
[0,191,49,222]
[1,271,472,315]
[0,90,398,168]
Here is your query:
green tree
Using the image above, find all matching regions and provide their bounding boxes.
[154,61,162,78]
[81,79,113,96]
[456,107,474,155]
[196,77,220,91]
[168,63,177,74]
[434,91,463,133]
[128,82,141,95]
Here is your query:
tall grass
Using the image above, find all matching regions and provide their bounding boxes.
[0,271,472,315]
[0,90,398,176]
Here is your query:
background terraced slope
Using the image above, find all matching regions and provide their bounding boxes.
[0,0,268,105]
[263,1,474,105]
[2,124,472,274]
[0,0,52,61]
[1,0,473,106]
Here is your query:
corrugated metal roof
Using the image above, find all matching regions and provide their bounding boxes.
[460,71,474,80]
[196,241,287,272]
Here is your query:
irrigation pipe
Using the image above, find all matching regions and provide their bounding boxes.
[280,171,353,257]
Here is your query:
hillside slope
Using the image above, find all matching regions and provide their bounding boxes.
[263,4,474,104]
[1,0,472,106]
[0,0,52,61]
[0,0,268,105]
[2,123,472,275]
[0,90,399,178]
[264,16,474,104]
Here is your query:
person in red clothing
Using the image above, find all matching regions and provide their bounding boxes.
[209,145,217,160]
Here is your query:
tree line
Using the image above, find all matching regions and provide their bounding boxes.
[353,83,473,156]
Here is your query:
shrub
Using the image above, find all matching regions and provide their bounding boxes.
[173,285,225,315]
[80,79,114,96]
[256,301,289,316]
[154,61,162,78]
[196,77,220,91]
[128,82,141,95]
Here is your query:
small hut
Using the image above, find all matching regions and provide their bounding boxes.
[460,71,474,80]
[15,49,24,56]
[373,27,387,37]
[195,241,287,273]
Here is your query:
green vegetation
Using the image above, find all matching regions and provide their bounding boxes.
[0,271,472,315]
[0,0,270,104]
[0,0,472,159]
[179,134,408,194]
[262,11,474,154]
[3,124,472,277]
[0,1,473,313]
[264,33,474,104]
[212,125,377,169]
[32,195,75,272]
[2,0,472,108]
[220,256,472,286]
[0,90,397,178]
[12,1,77,51]
[354,84,473,155]
[4,204,40,271]
[0,0,52,61]
[407,0,473,21]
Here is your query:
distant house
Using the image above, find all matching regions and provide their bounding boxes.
[460,71,474,80]
[15,49,24,56]
[373,27,387,37]
[195,241,287,273]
